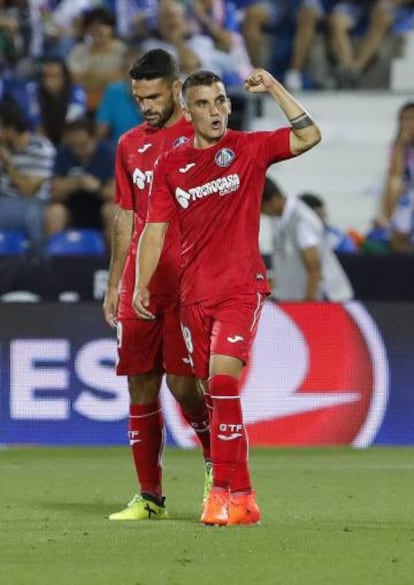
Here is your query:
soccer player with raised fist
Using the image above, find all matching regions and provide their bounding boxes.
[134,67,321,525]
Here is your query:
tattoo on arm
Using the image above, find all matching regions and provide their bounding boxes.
[289,113,314,130]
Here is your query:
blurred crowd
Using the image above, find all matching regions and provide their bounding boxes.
[0,0,413,265]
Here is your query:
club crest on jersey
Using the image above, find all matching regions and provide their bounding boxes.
[173,136,189,148]
[215,148,235,168]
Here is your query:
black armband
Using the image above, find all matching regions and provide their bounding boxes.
[289,113,314,130]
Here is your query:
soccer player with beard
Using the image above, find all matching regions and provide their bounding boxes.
[103,50,211,521]
[133,68,321,525]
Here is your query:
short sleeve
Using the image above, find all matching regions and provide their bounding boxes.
[250,127,294,169]
[115,140,134,209]
[147,155,176,223]
[296,219,320,250]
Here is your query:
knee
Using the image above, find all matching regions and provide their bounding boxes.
[128,373,162,404]
[297,6,319,30]
[166,374,198,403]
[328,12,352,34]
[243,4,269,32]
[369,5,393,32]
[44,203,69,235]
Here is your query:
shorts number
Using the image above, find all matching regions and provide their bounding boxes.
[116,321,123,349]
[181,324,194,353]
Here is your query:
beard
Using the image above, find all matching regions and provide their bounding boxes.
[150,101,176,128]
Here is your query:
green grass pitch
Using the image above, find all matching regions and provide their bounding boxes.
[1,446,414,585]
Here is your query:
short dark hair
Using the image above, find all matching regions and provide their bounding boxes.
[399,101,414,118]
[63,116,95,136]
[299,193,324,210]
[82,7,116,30]
[182,70,223,99]
[129,49,179,82]
[0,97,29,133]
[262,177,284,204]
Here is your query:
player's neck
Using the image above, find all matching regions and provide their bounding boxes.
[163,106,184,128]
[193,130,228,150]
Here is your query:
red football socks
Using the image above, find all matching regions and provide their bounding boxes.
[180,402,211,461]
[208,374,251,492]
[129,401,164,500]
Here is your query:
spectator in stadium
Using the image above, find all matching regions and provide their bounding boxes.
[261,178,354,301]
[381,101,414,221]
[0,0,44,71]
[41,0,94,59]
[284,0,340,91]
[45,117,115,251]
[239,0,275,68]
[95,49,143,144]
[2,57,87,145]
[188,0,253,85]
[67,7,127,114]
[285,0,414,91]
[300,192,359,253]
[141,0,250,83]
[385,102,414,252]
[0,0,20,71]
[0,98,56,258]
[366,101,414,253]
[103,49,211,522]
[240,0,301,76]
[139,0,202,74]
[104,0,159,44]
[133,68,321,525]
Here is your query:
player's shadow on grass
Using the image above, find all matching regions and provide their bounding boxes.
[38,501,115,517]
[38,501,198,522]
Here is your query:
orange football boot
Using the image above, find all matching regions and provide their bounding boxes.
[228,491,261,525]
[200,489,229,526]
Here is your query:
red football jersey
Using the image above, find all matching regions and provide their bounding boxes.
[115,117,193,319]
[148,127,295,306]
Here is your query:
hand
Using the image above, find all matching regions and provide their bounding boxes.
[103,287,119,328]
[133,286,155,320]
[244,69,277,94]
[80,174,101,192]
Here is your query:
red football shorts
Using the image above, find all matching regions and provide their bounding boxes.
[116,296,192,377]
[180,293,265,380]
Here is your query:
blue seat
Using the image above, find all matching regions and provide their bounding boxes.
[46,229,106,256]
[0,229,27,254]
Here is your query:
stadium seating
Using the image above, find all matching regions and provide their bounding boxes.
[0,229,27,254]
[45,229,106,256]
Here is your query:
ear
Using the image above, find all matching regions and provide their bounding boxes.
[227,97,232,115]
[172,79,182,102]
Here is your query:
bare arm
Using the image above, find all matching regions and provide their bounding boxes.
[381,143,405,219]
[300,246,322,300]
[103,207,134,327]
[244,69,322,155]
[193,0,233,51]
[133,222,169,319]
[0,148,45,197]
[50,175,102,202]
[2,165,45,196]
